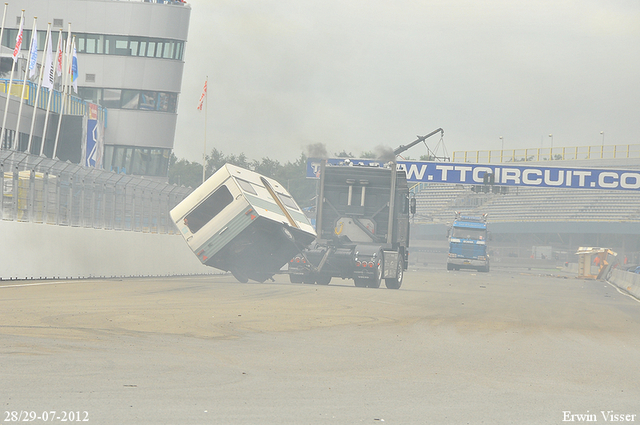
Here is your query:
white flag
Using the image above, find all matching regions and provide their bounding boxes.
[71,38,78,93]
[42,26,54,89]
[28,22,38,78]
[12,15,24,63]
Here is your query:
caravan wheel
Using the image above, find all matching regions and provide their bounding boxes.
[231,269,249,283]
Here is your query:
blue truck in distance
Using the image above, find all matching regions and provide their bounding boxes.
[446,212,490,272]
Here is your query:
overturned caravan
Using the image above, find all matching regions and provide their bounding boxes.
[170,163,316,283]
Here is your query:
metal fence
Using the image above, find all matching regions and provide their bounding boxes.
[1,150,193,233]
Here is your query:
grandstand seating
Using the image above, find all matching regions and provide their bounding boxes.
[413,184,640,223]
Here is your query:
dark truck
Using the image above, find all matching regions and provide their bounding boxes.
[288,162,413,288]
[288,129,443,289]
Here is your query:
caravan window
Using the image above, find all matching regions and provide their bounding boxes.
[184,185,233,234]
[235,178,257,195]
[277,193,299,211]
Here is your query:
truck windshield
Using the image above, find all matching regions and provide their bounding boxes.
[452,227,486,240]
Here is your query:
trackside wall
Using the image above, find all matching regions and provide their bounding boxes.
[0,221,213,280]
[608,268,640,300]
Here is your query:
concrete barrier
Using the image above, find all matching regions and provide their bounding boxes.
[607,267,640,300]
[0,221,214,280]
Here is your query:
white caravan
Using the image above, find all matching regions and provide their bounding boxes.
[170,163,316,282]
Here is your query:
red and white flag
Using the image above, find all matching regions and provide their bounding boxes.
[197,79,207,110]
[12,15,24,63]
[55,30,64,77]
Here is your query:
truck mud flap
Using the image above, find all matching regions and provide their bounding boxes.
[383,250,399,279]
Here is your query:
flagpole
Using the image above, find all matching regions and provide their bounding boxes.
[53,23,72,159]
[15,16,37,151]
[202,76,208,184]
[0,3,7,137]
[0,3,8,64]
[28,22,51,153]
[41,29,62,156]
[0,3,7,146]
[1,9,24,150]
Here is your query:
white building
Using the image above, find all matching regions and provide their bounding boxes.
[1,0,191,179]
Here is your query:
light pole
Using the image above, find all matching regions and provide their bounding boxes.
[600,131,604,146]
[500,136,503,162]
[548,134,553,160]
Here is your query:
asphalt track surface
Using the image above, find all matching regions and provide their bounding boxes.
[2,266,639,425]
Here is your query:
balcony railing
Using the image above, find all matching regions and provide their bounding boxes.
[0,79,107,125]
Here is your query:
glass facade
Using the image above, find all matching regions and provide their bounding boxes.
[2,1,188,181]
[2,30,185,61]
[78,88,178,113]
[103,145,171,177]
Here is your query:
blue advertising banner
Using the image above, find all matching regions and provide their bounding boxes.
[84,119,98,167]
[306,158,640,191]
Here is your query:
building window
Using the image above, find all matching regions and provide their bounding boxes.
[78,87,101,104]
[121,90,140,109]
[2,30,185,61]
[146,41,156,58]
[157,92,176,112]
[104,145,171,177]
[139,92,157,110]
[77,88,177,113]
[102,89,122,109]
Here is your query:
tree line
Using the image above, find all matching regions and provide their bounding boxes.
[168,148,429,207]
[168,148,316,207]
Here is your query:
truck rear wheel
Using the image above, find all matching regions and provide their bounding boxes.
[289,274,303,284]
[354,277,367,287]
[316,275,331,285]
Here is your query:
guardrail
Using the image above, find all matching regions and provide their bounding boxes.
[0,150,192,233]
[452,144,640,163]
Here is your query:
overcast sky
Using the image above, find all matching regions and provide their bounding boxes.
[173,0,640,164]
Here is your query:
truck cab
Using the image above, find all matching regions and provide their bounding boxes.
[446,212,490,272]
[289,161,411,289]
